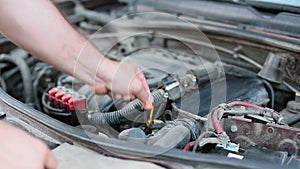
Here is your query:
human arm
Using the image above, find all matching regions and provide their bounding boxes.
[0,121,57,169]
[0,0,153,109]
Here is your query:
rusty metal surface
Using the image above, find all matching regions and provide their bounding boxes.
[222,117,300,155]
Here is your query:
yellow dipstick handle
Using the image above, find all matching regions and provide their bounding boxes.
[145,104,154,129]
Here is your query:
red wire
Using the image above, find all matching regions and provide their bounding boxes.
[228,101,280,117]
[183,141,195,151]
[228,101,264,110]
[212,108,224,134]
[212,101,279,134]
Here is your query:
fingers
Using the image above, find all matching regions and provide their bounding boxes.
[44,151,58,169]
[133,81,153,110]
[108,92,134,101]
[114,94,122,100]
[137,71,153,110]
[134,89,151,109]
[90,80,108,95]
[122,94,135,100]
[96,61,153,108]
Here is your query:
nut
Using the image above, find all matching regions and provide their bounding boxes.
[267,127,274,134]
[230,125,238,133]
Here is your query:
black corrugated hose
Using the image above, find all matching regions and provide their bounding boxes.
[89,89,165,126]
[0,54,33,105]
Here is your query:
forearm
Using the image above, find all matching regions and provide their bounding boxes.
[0,0,152,107]
[0,0,110,85]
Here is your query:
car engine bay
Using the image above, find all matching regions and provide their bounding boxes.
[0,0,300,168]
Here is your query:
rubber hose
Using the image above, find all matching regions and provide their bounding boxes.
[89,89,165,126]
[0,54,33,104]
[262,80,275,109]
[191,62,220,86]
[147,118,201,149]
[286,113,300,126]
[152,125,190,149]
[0,76,7,91]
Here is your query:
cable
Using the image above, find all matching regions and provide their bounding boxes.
[89,90,166,126]
[0,76,7,92]
[283,81,299,93]
[228,101,264,110]
[183,141,195,151]
[212,101,280,134]
[262,80,275,109]
[171,103,207,122]
[227,101,280,117]
[41,91,71,116]
[192,131,217,152]
[33,68,48,111]
[0,54,33,105]
[212,108,224,134]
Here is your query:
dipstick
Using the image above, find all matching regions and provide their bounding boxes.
[146,105,154,129]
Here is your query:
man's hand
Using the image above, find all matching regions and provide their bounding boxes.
[0,121,58,169]
[0,0,153,110]
[91,59,153,110]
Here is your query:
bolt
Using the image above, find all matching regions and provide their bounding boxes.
[230,125,238,133]
[86,113,92,120]
[182,81,188,87]
[192,76,196,82]
[163,92,169,98]
[267,127,274,133]
[191,76,197,87]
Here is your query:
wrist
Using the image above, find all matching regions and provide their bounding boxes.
[96,57,117,84]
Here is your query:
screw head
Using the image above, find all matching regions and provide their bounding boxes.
[230,125,238,133]
[163,93,169,98]
[267,127,274,133]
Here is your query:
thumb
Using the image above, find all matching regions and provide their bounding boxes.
[45,151,58,169]
[136,88,152,110]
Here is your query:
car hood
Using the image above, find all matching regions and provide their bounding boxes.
[122,0,300,39]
